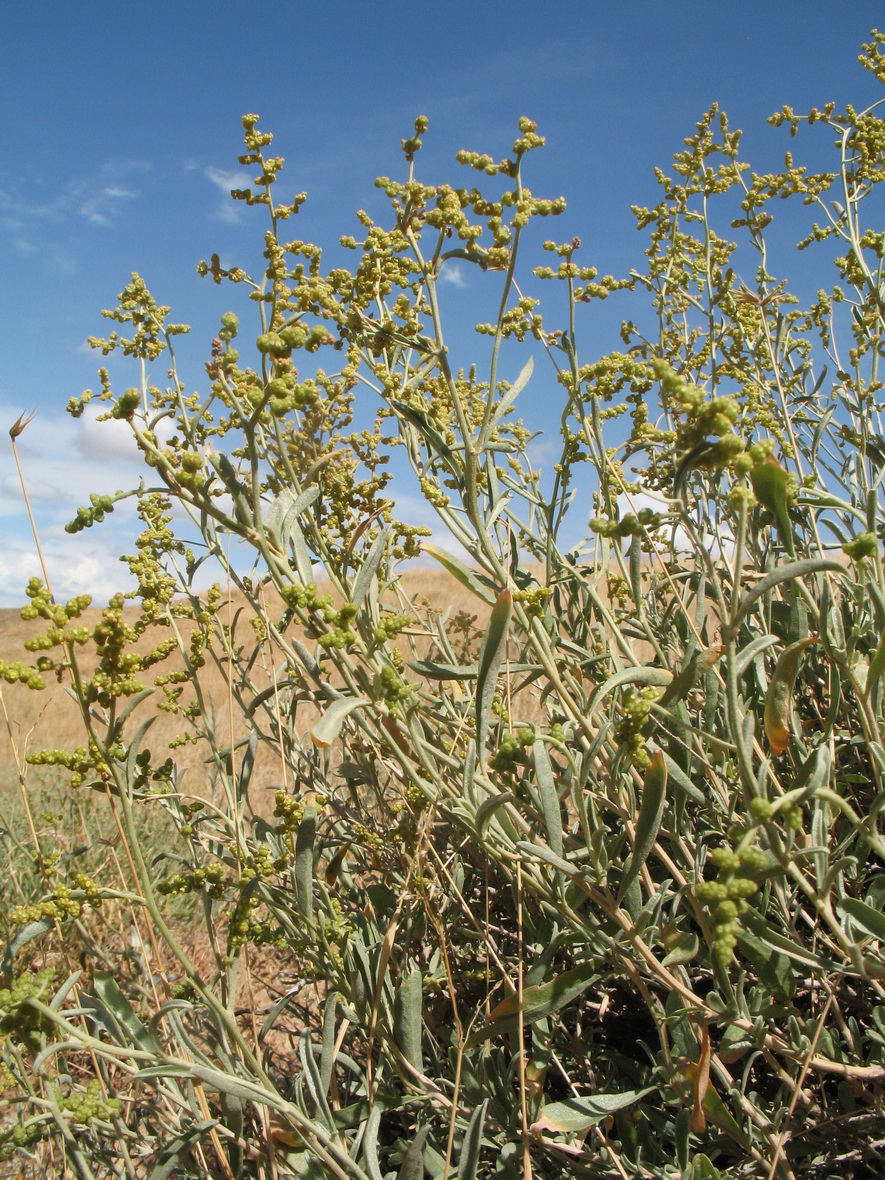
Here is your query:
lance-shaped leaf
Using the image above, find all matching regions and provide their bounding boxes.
[586,665,673,718]
[266,486,320,550]
[531,1087,653,1134]
[311,696,368,747]
[390,399,460,475]
[676,1060,749,1147]
[475,791,515,839]
[351,523,391,608]
[729,559,845,633]
[480,354,534,445]
[475,590,512,750]
[2,919,53,977]
[147,1121,220,1180]
[90,972,161,1053]
[840,897,885,942]
[533,740,563,858]
[488,961,597,1024]
[396,1126,429,1180]
[295,806,317,922]
[751,458,795,557]
[466,961,597,1045]
[393,968,424,1075]
[457,1100,489,1180]
[617,750,667,903]
[408,659,478,681]
[764,637,816,755]
[420,544,498,605]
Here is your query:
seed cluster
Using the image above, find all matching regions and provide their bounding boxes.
[696,845,767,966]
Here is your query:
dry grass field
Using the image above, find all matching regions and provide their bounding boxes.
[0,566,499,926]
[0,566,493,789]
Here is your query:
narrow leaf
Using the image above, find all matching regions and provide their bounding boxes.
[419,544,497,605]
[661,753,705,804]
[285,513,314,584]
[295,807,317,923]
[351,524,391,608]
[840,898,885,942]
[483,355,534,442]
[457,1100,489,1180]
[750,458,795,556]
[320,992,338,1096]
[147,1121,219,1180]
[733,634,778,679]
[475,791,515,838]
[685,1154,723,1180]
[532,740,563,858]
[475,590,512,750]
[91,973,161,1052]
[618,750,667,902]
[391,400,460,474]
[689,1020,711,1133]
[729,560,845,633]
[393,968,424,1074]
[300,1030,334,1128]
[362,1104,385,1180]
[515,840,578,876]
[396,1125,429,1180]
[266,486,320,551]
[764,637,816,755]
[311,696,368,747]
[735,925,795,1001]
[586,665,673,718]
[408,659,478,681]
[489,961,596,1023]
[659,648,721,708]
[532,1088,653,1134]
[2,919,53,977]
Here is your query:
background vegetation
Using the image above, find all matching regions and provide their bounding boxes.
[2,31,885,1180]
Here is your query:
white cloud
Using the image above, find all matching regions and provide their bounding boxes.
[205,166,245,224]
[0,159,149,266]
[75,405,144,463]
[0,520,139,607]
[439,261,468,288]
[0,403,147,530]
[78,184,136,226]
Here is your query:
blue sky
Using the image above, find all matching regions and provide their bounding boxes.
[1,2,883,606]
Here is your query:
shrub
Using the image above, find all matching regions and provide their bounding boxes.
[3,32,885,1180]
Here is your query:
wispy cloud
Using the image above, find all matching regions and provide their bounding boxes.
[205,166,245,223]
[0,160,150,270]
[439,261,469,288]
[78,184,137,227]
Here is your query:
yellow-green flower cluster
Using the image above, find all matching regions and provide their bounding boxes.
[9,873,102,927]
[158,861,227,899]
[58,1078,121,1126]
[489,727,535,775]
[0,967,56,1052]
[696,845,767,966]
[512,586,552,619]
[615,687,663,768]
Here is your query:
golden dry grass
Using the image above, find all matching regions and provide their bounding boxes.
[0,567,494,801]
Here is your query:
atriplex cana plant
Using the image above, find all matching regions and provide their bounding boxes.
[2,29,885,1180]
